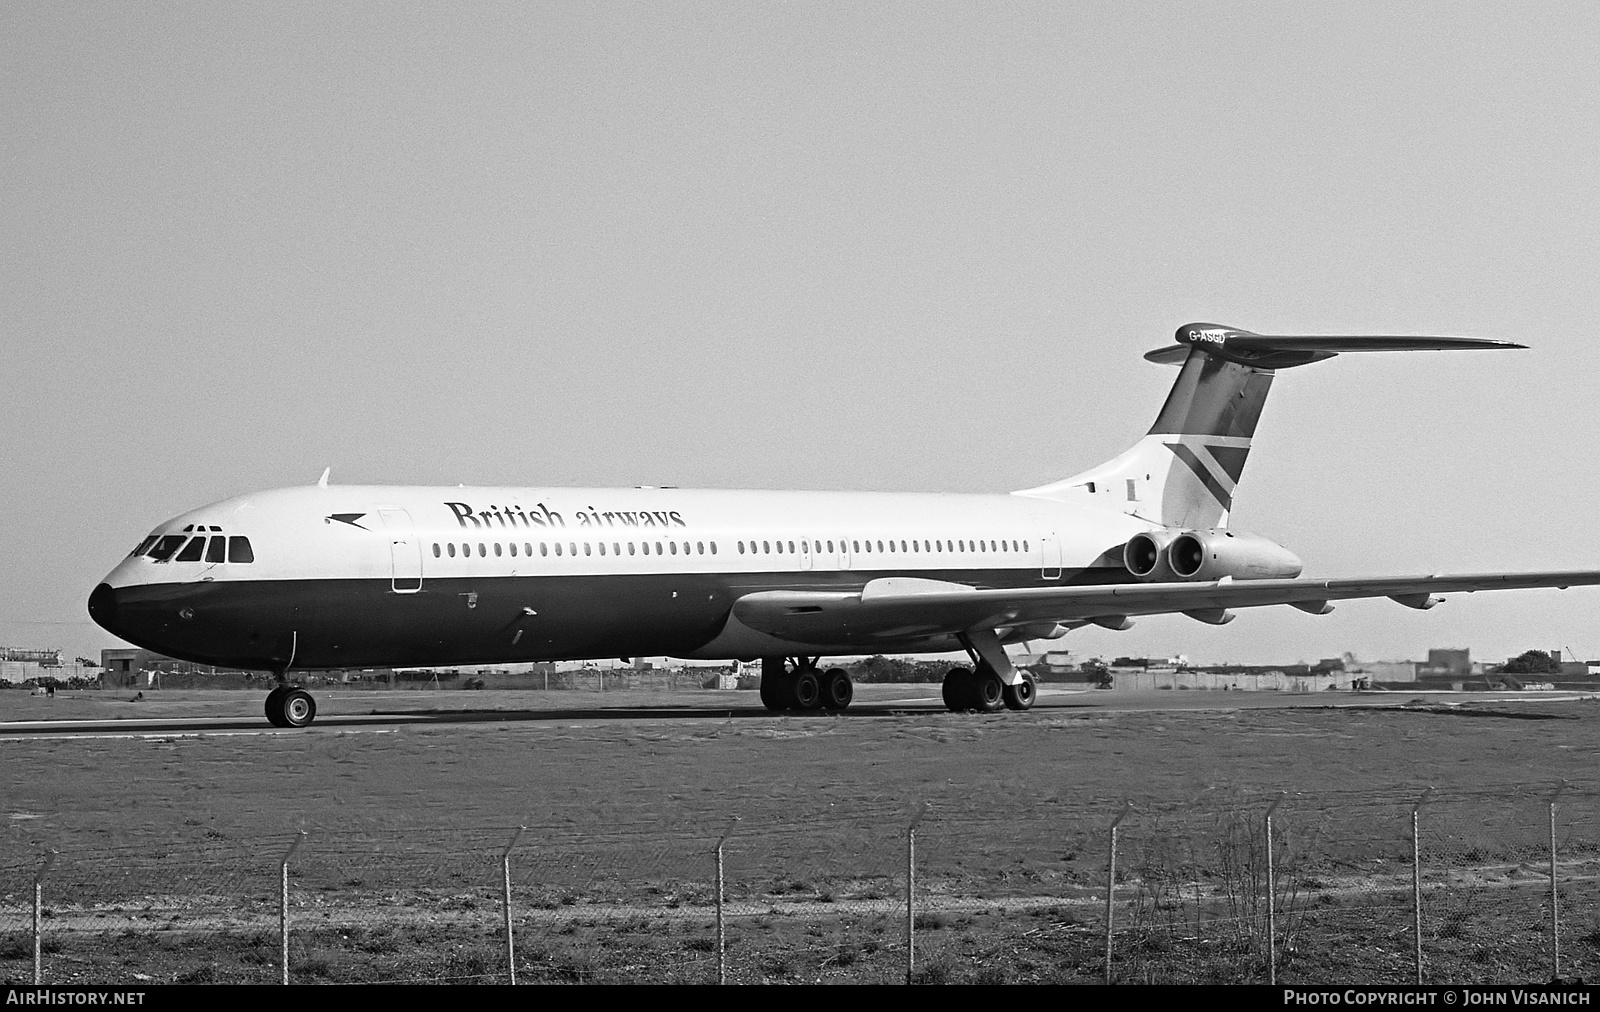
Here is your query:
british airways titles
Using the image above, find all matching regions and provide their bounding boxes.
[444,502,688,531]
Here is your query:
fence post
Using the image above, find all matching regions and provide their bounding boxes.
[906,803,926,985]
[1266,795,1284,984]
[502,826,525,985]
[1549,785,1564,981]
[281,831,305,986]
[1105,802,1131,985]
[1412,788,1432,985]
[715,817,739,985]
[32,851,56,985]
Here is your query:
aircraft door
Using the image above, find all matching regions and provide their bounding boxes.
[839,536,852,571]
[800,538,814,571]
[1032,514,1062,581]
[379,508,423,593]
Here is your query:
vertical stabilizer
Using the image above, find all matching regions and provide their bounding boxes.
[1014,323,1522,528]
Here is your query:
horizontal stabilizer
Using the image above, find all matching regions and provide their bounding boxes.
[1144,324,1524,369]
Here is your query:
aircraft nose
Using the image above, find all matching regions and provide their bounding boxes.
[88,583,118,633]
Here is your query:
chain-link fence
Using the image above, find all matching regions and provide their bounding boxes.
[2,788,1595,984]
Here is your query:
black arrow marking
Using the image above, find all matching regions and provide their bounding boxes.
[327,513,369,530]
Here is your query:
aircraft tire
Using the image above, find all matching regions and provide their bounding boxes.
[973,664,1005,713]
[280,688,317,728]
[941,667,974,712]
[1002,672,1037,711]
[820,668,852,710]
[789,668,822,710]
[759,671,783,711]
[264,686,288,727]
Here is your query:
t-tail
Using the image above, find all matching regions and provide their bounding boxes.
[1014,323,1524,528]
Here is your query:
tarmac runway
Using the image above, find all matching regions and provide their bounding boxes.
[1,683,1592,739]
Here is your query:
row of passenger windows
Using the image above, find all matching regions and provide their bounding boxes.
[428,536,1029,561]
[131,534,255,564]
[738,538,1028,555]
[434,540,719,559]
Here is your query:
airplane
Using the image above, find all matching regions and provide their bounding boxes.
[88,323,1600,728]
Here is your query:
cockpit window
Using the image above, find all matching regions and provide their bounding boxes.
[175,537,207,562]
[129,536,158,558]
[228,537,254,563]
[205,537,226,563]
[148,535,188,561]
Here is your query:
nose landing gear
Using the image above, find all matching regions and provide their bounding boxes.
[265,681,317,728]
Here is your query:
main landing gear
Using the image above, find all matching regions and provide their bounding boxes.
[941,630,1036,714]
[265,677,317,728]
[759,657,853,713]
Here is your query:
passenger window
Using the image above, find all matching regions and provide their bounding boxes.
[433,543,442,558]
[697,542,705,554]
[584,543,591,556]
[525,543,532,556]
[478,543,486,557]
[788,541,795,554]
[710,542,717,554]
[775,541,782,554]
[763,541,771,554]
[540,543,548,557]
[175,537,206,562]
[655,542,663,555]
[555,543,563,556]
[669,542,677,555]
[494,543,503,557]
[1023,540,1029,552]
[509,543,518,557]
[598,543,606,556]
[570,542,578,556]
[206,537,226,563]
[227,537,254,563]
[852,541,859,553]
[449,543,457,558]
[875,540,883,552]
[614,542,621,555]
[629,542,636,556]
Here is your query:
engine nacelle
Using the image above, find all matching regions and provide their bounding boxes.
[1168,529,1303,582]
[1123,529,1181,582]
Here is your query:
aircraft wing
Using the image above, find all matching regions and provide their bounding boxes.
[730,570,1600,644]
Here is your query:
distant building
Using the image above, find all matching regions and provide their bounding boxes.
[1423,648,1473,677]
[100,648,260,687]
[1,647,96,685]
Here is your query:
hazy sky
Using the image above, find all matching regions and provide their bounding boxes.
[4,2,1598,666]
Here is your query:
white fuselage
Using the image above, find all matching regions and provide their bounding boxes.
[92,484,1154,670]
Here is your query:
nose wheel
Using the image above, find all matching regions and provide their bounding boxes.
[265,685,317,728]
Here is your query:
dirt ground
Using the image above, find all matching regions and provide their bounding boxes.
[2,685,1597,984]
